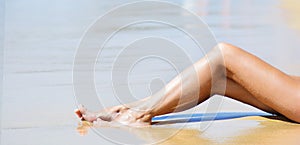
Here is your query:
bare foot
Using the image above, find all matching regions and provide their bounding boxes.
[75,104,153,127]
[75,104,121,122]
[74,104,99,122]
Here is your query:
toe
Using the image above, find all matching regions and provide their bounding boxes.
[74,109,83,119]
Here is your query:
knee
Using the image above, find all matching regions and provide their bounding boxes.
[215,42,239,57]
[210,42,240,68]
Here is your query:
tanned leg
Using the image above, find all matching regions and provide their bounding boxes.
[76,43,300,125]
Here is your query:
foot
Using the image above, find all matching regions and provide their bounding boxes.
[74,104,98,122]
[75,104,153,127]
[75,104,117,122]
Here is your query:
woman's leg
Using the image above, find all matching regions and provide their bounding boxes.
[77,43,300,125]
[132,43,300,122]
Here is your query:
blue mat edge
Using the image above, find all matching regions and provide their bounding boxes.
[152,112,274,122]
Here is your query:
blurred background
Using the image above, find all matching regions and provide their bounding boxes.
[2,0,300,144]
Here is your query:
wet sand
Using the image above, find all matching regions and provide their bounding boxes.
[5,116,296,145]
[2,0,300,144]
[75,116,300,145]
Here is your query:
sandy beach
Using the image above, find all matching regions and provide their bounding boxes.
[3,116,300,145]
[2,0,300,144]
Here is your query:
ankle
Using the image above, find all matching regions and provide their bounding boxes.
[135,110,153,123]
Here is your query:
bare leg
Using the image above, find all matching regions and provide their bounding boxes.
[220,43,300,122]
[76,43,300,125]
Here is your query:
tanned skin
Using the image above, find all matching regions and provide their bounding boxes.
[75,43,300,126]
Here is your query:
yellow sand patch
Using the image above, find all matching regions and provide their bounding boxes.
[280,0,300,31]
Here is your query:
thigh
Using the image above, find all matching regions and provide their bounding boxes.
[219,43,300,122]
